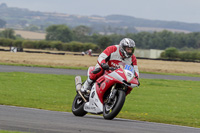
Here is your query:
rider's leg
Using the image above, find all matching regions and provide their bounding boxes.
[80,77,93,93]
[81,67,104,93]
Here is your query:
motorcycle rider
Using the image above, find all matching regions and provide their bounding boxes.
[81,38,139,93]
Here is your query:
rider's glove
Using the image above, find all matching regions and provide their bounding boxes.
[109,67,115,71]
[101,63,109,70]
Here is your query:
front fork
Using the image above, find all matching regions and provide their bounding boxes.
[107,84,117,104]
[107,84,128,104]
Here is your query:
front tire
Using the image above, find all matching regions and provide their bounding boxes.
[72,94,87,116]
[103,90,126,120]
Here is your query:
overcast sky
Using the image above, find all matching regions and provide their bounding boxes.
[0,0,200,24]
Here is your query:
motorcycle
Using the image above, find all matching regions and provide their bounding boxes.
[72,62,139,120]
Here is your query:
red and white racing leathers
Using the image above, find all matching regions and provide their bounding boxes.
[89,45,139,81]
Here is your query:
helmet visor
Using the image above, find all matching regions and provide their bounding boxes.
[124,47,135,54]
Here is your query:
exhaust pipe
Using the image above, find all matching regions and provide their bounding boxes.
[75,76,82,91]
[75,76,87,102]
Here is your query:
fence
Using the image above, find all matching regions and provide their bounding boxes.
[135,49,164,59]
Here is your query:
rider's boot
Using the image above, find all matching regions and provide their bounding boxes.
[80,77,93,94]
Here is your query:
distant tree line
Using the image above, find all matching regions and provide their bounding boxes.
[0,28,23,40]
[45,24,200,50]
[1,24,200,52]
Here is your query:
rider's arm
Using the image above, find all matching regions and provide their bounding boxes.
[131,55,139,78]
[97,45,117,66]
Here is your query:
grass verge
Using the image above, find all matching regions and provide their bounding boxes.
[0,62,87,70]
[140,71,200,77]
[0,72,199,128]
[0,130,28,133]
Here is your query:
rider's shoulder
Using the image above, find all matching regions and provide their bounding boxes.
[105,45,118,52]
[107,45,118,49]
[131,54,137,59]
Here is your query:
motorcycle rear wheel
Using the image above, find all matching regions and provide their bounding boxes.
[72,94,87,116]
[103,90,126,120]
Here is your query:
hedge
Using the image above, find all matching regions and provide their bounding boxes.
[0,38,100,52]
[161,47,200,62]
[0,38,13,47]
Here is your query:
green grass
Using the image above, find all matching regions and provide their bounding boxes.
[0,72,79,111]
[120,79,200,127]
[140,71,200,77]
[0,62,87,70]
[0,130,28,133]
[0,72,200,128]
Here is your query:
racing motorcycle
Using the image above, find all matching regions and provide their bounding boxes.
[72,62,139,120]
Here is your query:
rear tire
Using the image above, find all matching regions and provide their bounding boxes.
[72,94,87,116]
[103,90,126,120]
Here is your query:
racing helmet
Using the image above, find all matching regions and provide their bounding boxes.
[119,38,136,58]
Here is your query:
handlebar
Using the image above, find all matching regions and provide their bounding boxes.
[108,66,119,71]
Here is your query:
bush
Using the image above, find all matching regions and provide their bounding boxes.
[22,40,37,49]
[164,47,179,59]
[36,40,51,49]
[62,41,99,52]
[0,38,13,47]
[50,41,63,50]
[69,41,83,52]
[179,51,200,61]
[0,38,100,53]
[12,40,23,48]
[160,51,166,58]
[62,43,71,51]
[84,43,100,52]
[161,47,200,62]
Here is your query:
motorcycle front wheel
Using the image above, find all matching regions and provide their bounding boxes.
[72,94,87,116]
[103,90,126,120]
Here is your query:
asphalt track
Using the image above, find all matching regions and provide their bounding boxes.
[0,65,200,133]
[1,105,200,133]
[0,65,200,81]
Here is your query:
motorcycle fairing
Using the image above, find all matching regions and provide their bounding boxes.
[84,84,103,114]
[95,74,123,103]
